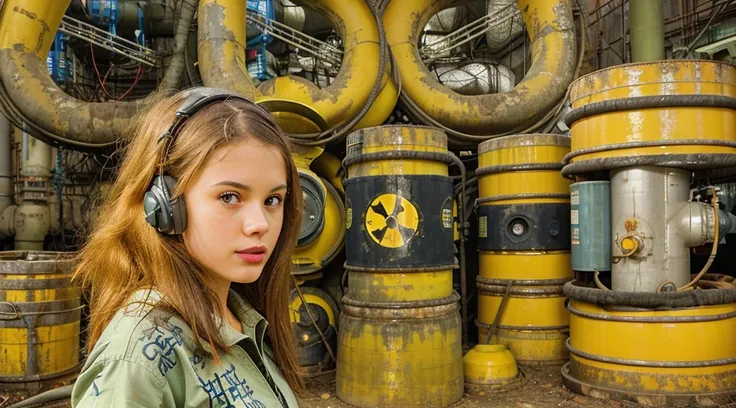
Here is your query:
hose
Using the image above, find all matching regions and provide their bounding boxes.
[7,385,73,408]
[449,152,468,350]
[678,194,720,291]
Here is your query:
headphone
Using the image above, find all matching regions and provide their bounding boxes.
[143,87,331,235]
[143,87,256,235]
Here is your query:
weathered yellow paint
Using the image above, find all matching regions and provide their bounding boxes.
[568,61,736,163]
[570,300,736,362]
[480,327,569,365]
[291,153,345,275]
[336,303,463,407]
[198,0,392,129]
[463,344,519,386]
[0,253,80,381]
[348,126,449,177]
[567,299,736,394]
[0,0,69,58]
[289,291,337,328]
[344,126,451,301]
[348,269,453,302]
[477,134,571,205]
[479,251,570,280]
[476,134,571,365]
[384,0,576,135]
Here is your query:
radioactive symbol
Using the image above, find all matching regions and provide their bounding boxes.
[365,194,420,248]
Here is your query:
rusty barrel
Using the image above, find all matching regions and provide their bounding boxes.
[475,134,572,365]
[0,251,80,389]
[337,125,463,407]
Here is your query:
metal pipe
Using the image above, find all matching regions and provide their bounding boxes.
[0,0,192,149]
[0,114,12,215]
[385,0,577,137]
[629,0,664,62]
[197,0,393,132]
[449,152,468,351]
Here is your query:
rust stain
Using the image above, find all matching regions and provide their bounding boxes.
[624,218,638,232]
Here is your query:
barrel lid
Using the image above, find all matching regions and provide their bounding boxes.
[346,125,447,155]
[0,251,76,274]
[478,134,571,154]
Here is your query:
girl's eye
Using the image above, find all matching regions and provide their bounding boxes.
[220,192,240,205]
[265,195,282,207]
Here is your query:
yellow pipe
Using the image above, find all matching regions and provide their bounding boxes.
[385,0,576,135]
[198,0,387,128]
[0,0,147,146]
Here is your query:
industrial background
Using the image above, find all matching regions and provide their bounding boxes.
[0,0,735,407]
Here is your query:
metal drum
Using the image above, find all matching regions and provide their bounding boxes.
[475,134,572,365]
[0,251,80,389]
[337,125,463,407]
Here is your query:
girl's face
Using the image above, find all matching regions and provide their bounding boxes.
[182,137,287,291]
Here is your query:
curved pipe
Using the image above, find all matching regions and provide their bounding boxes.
[198,0,382,128]
[0,0,193,148]
[386,0,576,136]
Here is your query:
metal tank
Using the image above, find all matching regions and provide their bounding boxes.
[0,251,80,389]
[475,134,572,366]
[561,59,736,405]
[337,125,463,408]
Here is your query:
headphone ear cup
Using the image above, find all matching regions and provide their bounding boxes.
[162,175,187,235]
[144,175,176,234]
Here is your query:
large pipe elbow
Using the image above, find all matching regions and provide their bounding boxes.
[386,0,577,135]
[0,0,192,148]
[198,0,382,128]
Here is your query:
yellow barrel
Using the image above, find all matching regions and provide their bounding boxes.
[342,125,457,302]
[564,60,736,176]
[338,125,463,407]
[337,294,463,408]
[476,134,572,365]
[562,279,736,405]
[0,251,80,389]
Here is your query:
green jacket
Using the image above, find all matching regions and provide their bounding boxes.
[71,289,299,408]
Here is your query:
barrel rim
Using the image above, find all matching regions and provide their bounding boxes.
[569,59,736,96]
[478,134,571,154]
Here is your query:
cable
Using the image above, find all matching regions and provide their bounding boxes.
[290,275,337,364]
[678,195,720,291]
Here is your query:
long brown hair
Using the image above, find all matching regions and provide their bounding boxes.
[72,89,304,393]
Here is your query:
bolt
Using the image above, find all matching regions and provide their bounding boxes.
[512,222,525,236]
[309,215,315,221]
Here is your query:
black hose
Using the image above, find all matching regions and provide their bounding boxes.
[449,152,468,351]
[563,95,736,128]
[564,280,736,309]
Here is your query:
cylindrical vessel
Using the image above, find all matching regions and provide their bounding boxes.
[475,134,572,365]
[0,251,80,388]
[343,125,457,302]
[564,61,736,177]
[563,281,736,405]
[570,181,611,272]
[338,125,463,407]
[610,166,691,292]
[336,295,463,408]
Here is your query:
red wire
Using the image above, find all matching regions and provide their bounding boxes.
[116,64,143,101]
[89,43,114,99]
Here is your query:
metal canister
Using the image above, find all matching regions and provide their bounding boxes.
[475,134,572,365]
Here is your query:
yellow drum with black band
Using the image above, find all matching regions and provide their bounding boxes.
[342,125,457,303]
[475,134,572,365]
[337,125,463,407]
[0,251,80,389]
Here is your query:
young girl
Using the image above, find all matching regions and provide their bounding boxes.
[71,87,304,407]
